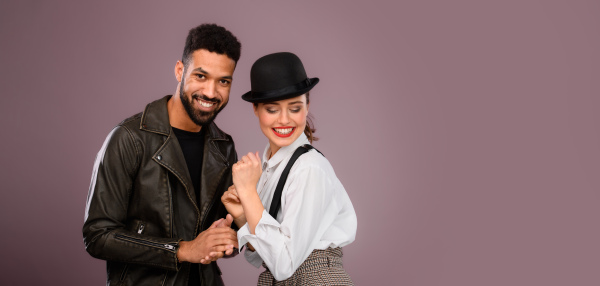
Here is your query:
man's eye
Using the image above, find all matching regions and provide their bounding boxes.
[219,79,231,86]
[196,74,206,79]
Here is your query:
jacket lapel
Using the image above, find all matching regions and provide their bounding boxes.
[140,96,232,226]
[198,123,230,222]
[140,96,198,210]
[153,134,197,206]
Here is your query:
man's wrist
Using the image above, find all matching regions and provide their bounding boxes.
[176,241,188,263]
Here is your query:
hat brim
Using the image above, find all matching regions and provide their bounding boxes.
[241,78,319,103]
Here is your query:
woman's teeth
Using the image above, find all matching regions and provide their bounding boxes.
[274,127,294,135]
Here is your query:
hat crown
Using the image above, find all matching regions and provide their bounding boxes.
[250,52,308,92]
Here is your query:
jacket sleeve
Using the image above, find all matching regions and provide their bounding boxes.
[82,125,181,271]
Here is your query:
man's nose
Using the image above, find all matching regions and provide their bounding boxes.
[203,80,217,98]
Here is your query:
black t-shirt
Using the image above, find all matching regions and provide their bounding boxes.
[172,126,205,286]
[172,126,205,207]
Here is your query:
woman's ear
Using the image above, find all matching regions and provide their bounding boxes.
[253,103,259,117]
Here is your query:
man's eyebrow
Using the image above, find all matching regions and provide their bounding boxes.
[192,67,208,74]
[191,67,232,80]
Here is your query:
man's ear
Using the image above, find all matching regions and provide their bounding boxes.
[175,60,184,82]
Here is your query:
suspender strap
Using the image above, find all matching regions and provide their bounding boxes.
[268,144,323,218]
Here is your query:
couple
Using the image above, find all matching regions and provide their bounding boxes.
[83,24,356,286]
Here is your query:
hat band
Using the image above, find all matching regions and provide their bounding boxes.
[250,78,311,101]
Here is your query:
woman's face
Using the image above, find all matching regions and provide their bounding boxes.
[254,94,309,156]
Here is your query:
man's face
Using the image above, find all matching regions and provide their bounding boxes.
[178,49,236,126]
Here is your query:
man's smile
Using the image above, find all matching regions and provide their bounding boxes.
[194,97,218,111]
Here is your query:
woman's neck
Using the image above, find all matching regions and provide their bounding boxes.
[268,143,281,160]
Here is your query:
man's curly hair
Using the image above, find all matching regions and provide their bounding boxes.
[182,23,241,67]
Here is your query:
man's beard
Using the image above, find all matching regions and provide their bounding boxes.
[179,80,227,126]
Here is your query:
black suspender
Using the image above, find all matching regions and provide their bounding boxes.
[268,144,323,218]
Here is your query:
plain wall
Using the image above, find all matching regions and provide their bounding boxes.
[1,0,599,285]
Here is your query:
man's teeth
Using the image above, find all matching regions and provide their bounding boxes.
[274,128,293,135]
[198,100,215,108]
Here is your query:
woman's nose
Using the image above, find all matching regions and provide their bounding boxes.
[278,111,290,124]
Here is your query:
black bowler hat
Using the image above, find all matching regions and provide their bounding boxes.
[242,52,319,103]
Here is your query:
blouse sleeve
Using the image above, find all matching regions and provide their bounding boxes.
[237,162,340,280]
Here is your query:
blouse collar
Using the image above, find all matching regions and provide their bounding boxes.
[262,133,310,171]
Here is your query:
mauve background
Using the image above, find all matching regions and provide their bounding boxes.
[1,0,599,285]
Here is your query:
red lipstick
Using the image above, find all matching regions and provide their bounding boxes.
[272,127,295,138]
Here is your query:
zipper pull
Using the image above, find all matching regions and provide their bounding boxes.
[137,223,145,234]
[164,244,175,250]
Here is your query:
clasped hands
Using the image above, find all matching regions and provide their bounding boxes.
[176,214,238,265]
[177,152,263,264]
[221,152,263,248]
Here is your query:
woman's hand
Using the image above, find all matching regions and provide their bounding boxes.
[221,185,247,227]
[232,151,265,234]
[232,152,262,196]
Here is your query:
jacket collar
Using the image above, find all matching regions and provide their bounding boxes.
[141,95,231,221]
[140,95,230,141]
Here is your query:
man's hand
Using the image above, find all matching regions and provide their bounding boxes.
[177,215,238,264]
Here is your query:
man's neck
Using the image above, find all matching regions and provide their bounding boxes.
[167,94,202,132]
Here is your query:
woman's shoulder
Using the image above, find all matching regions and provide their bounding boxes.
[292,148,335,175]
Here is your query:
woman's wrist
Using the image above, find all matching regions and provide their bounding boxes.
[236,186,259,200]
[233,214,247,228]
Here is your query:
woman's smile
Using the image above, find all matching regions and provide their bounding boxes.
[272,127,296,137]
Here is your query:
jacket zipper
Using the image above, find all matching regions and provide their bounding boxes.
[137,223,145,234]
[115,234,177,251]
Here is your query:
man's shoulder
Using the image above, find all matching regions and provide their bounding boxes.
[114,96,171,135]
[117,112,143,129]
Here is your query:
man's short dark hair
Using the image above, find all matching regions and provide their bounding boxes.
[182,23,241,67]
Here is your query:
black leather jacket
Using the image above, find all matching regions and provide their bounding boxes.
[83,96,237,286]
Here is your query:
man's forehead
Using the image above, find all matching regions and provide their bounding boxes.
[187,49,235,76]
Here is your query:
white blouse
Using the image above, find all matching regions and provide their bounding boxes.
[237,133,357,281]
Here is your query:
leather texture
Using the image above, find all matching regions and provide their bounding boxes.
[83,95,237,286]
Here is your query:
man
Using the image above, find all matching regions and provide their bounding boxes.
[83,24,241,286]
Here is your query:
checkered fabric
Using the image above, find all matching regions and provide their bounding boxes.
[257,247,354,286]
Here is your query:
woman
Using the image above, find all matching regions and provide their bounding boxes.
[222,52,357,285]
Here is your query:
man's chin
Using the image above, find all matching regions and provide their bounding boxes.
[191,113,217,126]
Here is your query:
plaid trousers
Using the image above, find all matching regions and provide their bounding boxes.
[257,247,354,286]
